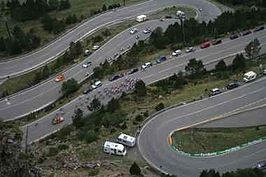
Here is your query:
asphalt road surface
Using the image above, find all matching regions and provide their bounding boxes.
[138,77,266,177]
[0,0,222,79]
[1,23,266,121]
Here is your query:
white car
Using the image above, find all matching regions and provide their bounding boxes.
[263,69,266,75]
[130,28,138,34]
[82,61,92,68]
[141,62,152,70]
[143,28,151,34]
[92,45,100,50]
[91,81,102,89]
[172,49,182,56]
[185,47,195,53]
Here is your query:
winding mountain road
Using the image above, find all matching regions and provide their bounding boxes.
[138,77,266,177]
[0,0,222,79]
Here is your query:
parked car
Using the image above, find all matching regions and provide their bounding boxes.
[91,81,102,89]
[83,86,93,94]
[55,74,65,82]
[255,161,266,169]
[82,61,92,68]
[211,39,222,45]
[52,114,64,125]
[130,28,138,34]
[242,30,252,36]
[156,56,167,63]
[141,62,152,70]
[143,28,151,34]
[230,33,239,40]
[254,26,265,32]
[109,75,121,81]
[128,68,139,75]
[172,49,182,56]
[263,69,266,75]
[92,45,100,50]
[84,49,92,56]
[209,88,222,96]
[227,82,240,90]
[200,41,210,49]
[185,47,195,53]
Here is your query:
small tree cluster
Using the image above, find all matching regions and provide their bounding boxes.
[4,0,71,22]
[134,80,147,97]
[0,26,41,55]
[129,162,141,176]
[61,78,79,96]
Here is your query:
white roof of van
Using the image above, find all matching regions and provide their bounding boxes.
[94,81,101,85]
[137,15,147,18]
[104,141,124,151]
[118,133,135,143]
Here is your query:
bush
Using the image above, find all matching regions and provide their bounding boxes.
[130,162,141,176]
[135,114,144,122]
[58,144,69,150]
[84,130,98,143]
[55,126,73,140]
[93,35,104,43]
[47,147,59,157]
[143,111,149,117]
[120,122,127,130]
[88,169,99,176]
[155,102,165,111]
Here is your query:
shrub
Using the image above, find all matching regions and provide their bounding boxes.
[88,169,99,176]
[130,162,141,176]
[155,102,165,111]
[85,130,98,143]
[120,122,127,130]
[47,147,59,157]
[135,114,144,122]
[58,144,69,150]
[143,111,149,117]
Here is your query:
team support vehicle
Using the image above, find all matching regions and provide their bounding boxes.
[103,141,127,156]
[117,133,136,147]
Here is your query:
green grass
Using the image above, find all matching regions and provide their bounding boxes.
[172,126,266,154]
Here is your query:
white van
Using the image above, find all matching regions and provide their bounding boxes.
[103,141,126,156]
[243,71,257,82]
[117,133,136,147]
[92,81,102,89]
[136,15,147,22]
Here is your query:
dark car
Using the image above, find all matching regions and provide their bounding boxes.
[255,161,266,170]
[128,68,139,75]
[156,56,167,64]
[227,82,240,90]
[109,75,121,81]
[83,86,93,94]
[211,39,222,45]
[230,33,239,40]
[242,30,252,36]
[254,26,265,32]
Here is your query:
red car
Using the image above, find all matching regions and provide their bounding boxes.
[52,114,64,125]
[200,42,210,49]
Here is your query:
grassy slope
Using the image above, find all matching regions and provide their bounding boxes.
[172,126,266,154]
